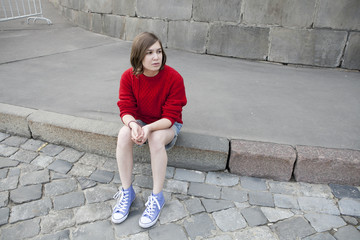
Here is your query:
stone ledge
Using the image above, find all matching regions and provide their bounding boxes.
[229,140,296,181]
[0,104,228,172]
[294,145,360,186]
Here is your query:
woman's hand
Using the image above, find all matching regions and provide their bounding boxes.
[140,125,151,145]
[130,123,144,145]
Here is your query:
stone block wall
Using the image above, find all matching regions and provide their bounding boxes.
[49,0,360,70]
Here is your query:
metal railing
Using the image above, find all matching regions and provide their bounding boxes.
[0,0,52,24]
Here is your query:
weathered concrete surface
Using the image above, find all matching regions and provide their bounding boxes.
[0,104,35,138]
[343,32,360,70]
[229,140,296,181]
[294,145,360,186]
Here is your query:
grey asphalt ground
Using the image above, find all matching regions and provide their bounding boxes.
[1,0,360,152]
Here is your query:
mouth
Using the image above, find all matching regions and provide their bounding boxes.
[152,63,160,67]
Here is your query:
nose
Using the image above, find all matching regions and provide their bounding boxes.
[153,53,159,60]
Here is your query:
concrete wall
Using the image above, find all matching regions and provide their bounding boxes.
[50,0,360,70]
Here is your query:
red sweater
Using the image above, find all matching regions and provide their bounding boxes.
[117,65,187,125]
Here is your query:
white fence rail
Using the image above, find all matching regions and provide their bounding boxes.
[0,0,51,24]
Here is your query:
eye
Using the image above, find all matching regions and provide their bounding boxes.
[147,51,153,55]
[157,49,162,54]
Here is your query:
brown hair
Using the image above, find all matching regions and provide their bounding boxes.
[130,32,167,76]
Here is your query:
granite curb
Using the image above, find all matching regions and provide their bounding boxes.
[1,103,359,185]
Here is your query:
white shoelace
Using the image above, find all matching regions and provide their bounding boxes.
[143,195,161,219]
[113,190,129,213]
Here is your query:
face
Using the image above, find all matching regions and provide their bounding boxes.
[142,41,163,77]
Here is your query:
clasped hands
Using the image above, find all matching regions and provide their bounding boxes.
[130,124,150,145]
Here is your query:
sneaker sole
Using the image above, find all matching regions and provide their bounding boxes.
[138,202,165,229]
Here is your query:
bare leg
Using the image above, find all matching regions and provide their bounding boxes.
[116,126,134,189]
[147,129,175,194]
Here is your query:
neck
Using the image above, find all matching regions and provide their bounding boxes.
[143,70,159,77]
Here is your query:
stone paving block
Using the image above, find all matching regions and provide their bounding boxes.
[268,181,301,195]
[168,21,208,53]
[274,194,299,209]
[299,182,333,198]
[33,230,70,240]
[10,198,52,223]
[20,139,45,151]
[330,183,360,199]
[270,28,347,67]
[134,175,153,189]
[31,155,54,168]
[230,140,296,181]
[206,172,239,187]
[334,225,360,240]
[69,163,96,177]
[221,187,248,203]
[338,198,360,217]
[0,176,19,191]
[343,32,360,70]
[243,0,315,27]
[47,159,73,174]
[213,208,247,232]
[44,178,78,196]
[188,182,221,199]
[114,209,146,237]
[249,191,274,207]
[159,199,188,224]
[0,157,19,168]
[294,145,360,185]
[0,132,10,141]
[174,168,205,183]
[0,191,8,207]
[40,209,75,234]
[298,196,340,215]
[241,207,268,227]
[165,166,175,178]
[184,197,205,215]
[149,223,188,240]
[3,136,28,147]
[10,184,42,204]
[7,167,20,177]
[74,202,112,224]
[77,176,97,190]
[10,149,38,163]
[0,218,40,240]
[201,199,235,213]
[78,153,108,167]
[184,212,216,239]
[304,213,346,232]
[163,179,188,194]
[342,216,358,225]
[72,220,115,240]
[53,191,85,210]
[40,143,64,157]
[0,207,9,226]
[234,226,278,240]
[136,0,192,20]
[84,184,117,203]
[302,232,336,240]
[240,176,267,191]
[315,0,360,30]
[208,24,269,60]
[0,144,19,157]
[261,207,294,222]
[0,168,7,178]
[89,169,114,183]
[193,0,241,22]
[56,147,84,163]
[270,216,316,240]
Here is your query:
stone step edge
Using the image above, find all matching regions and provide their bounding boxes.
[1,103,359,186]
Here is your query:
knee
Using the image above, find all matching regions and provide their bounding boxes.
[148,132,166,153]
[117,126,132,148]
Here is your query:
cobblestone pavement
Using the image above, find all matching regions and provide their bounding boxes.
[1,132,360,240]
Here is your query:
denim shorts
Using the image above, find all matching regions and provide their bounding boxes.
[136,120,182,151]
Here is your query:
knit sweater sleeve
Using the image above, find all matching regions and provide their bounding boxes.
[162,72,187,125]
[117,69,137,121]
